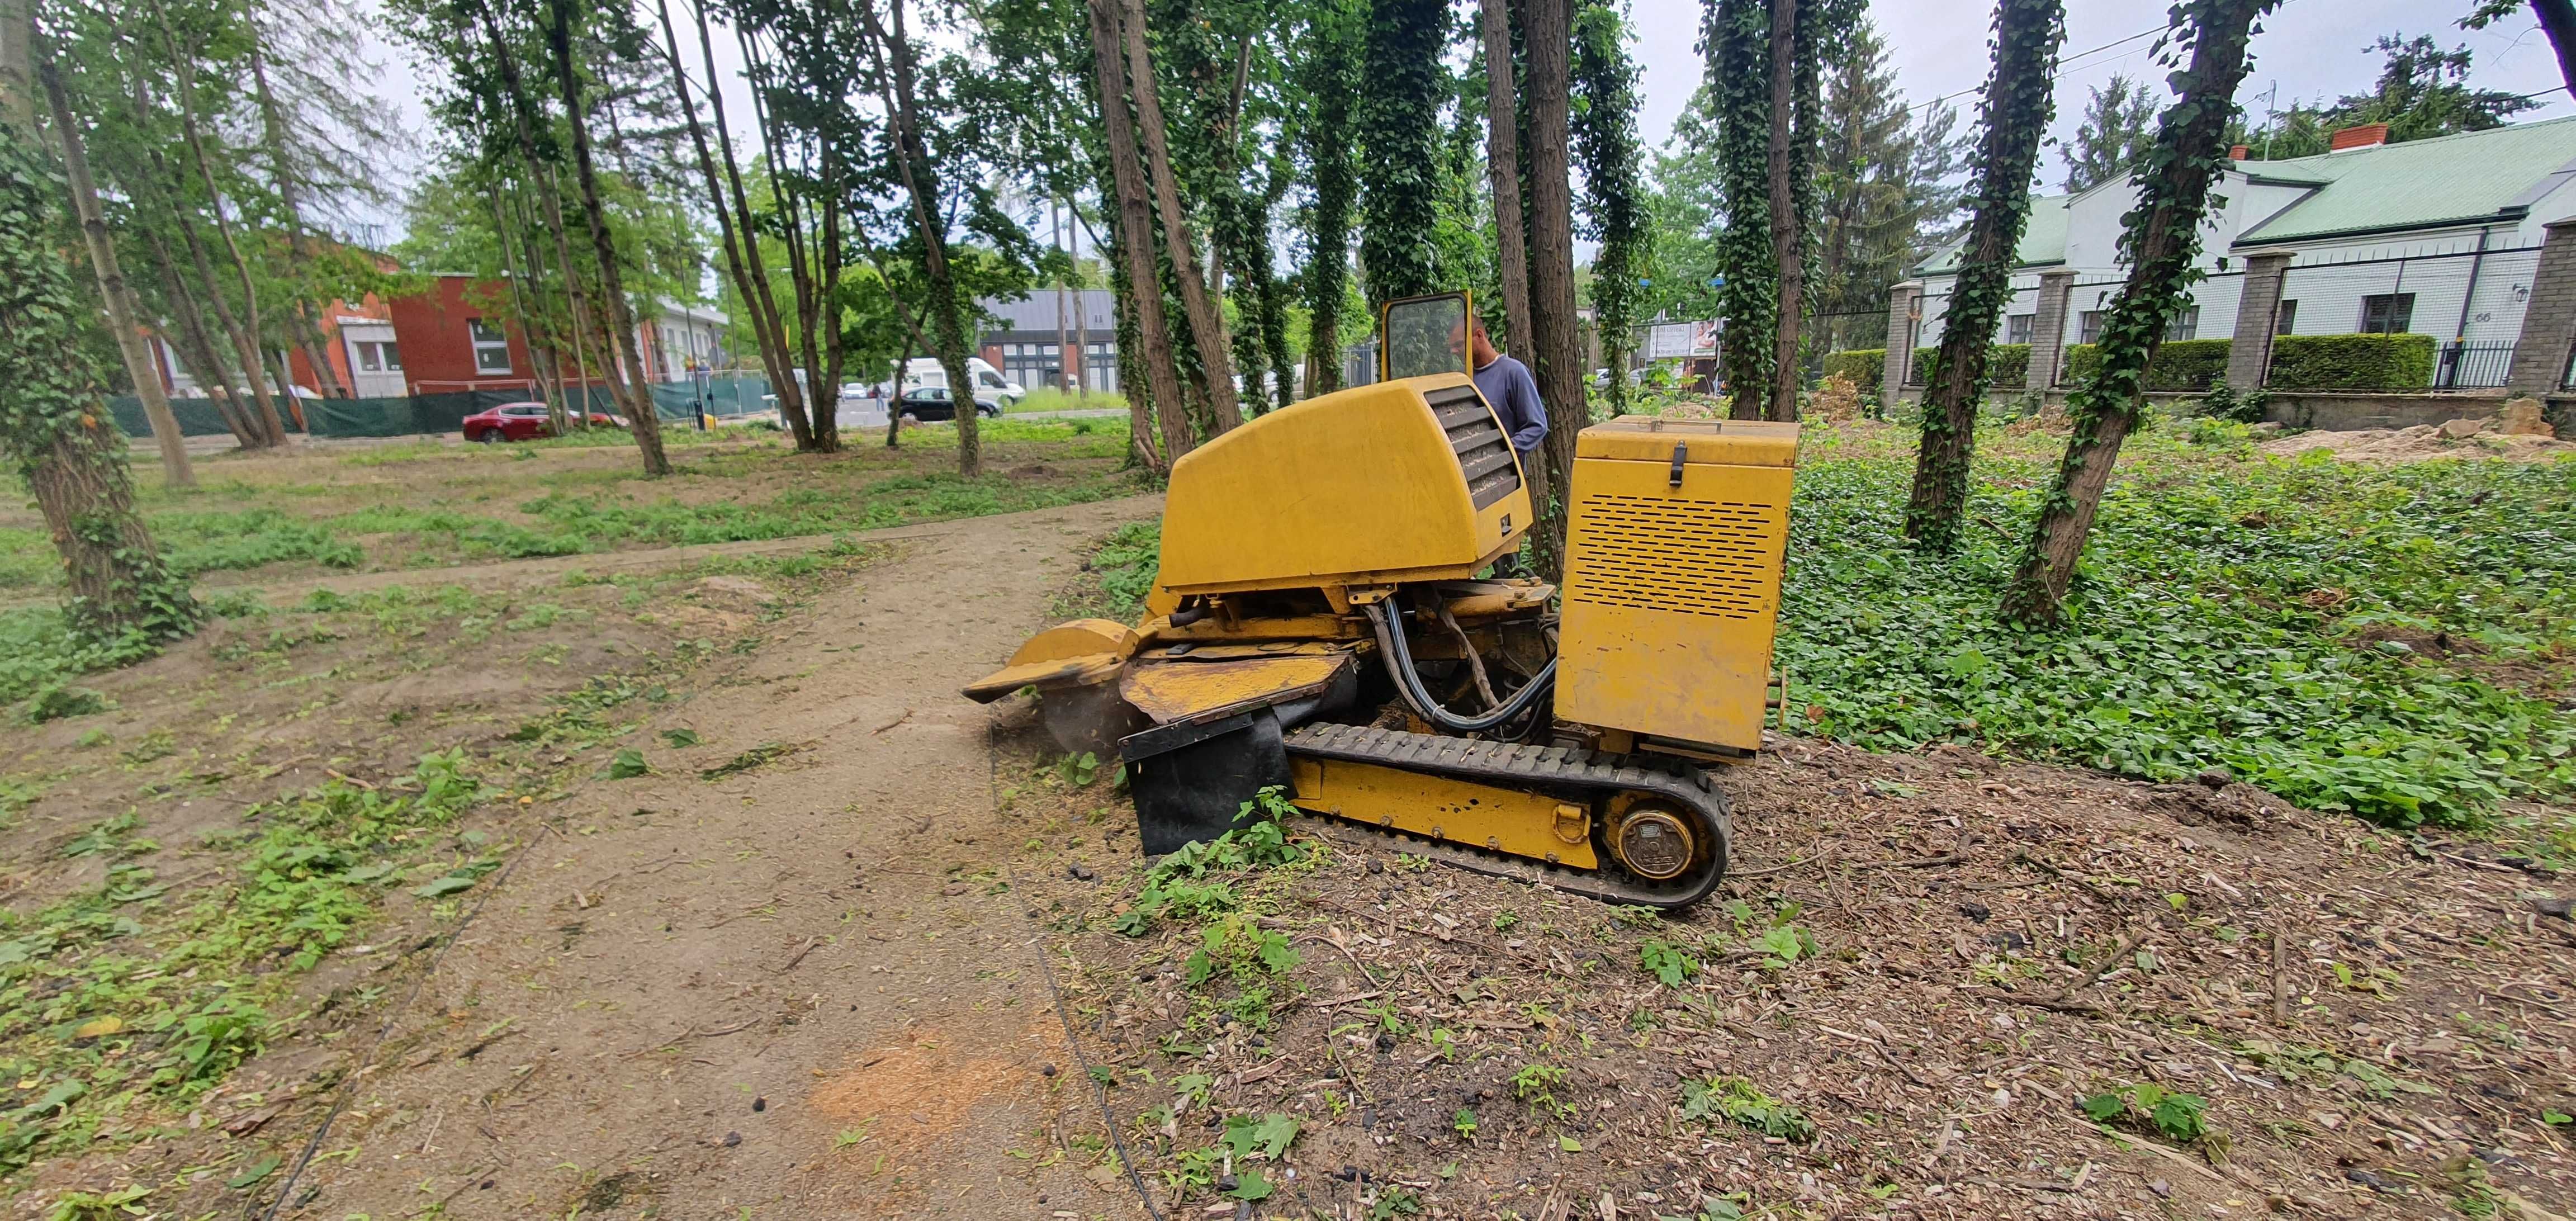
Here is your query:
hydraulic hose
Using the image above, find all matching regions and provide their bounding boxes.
[1363,595,1556,735]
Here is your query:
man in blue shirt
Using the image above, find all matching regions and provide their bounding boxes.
[1456,318,1549,457]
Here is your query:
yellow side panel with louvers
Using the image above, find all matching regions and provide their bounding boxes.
[1555,418,1798,752]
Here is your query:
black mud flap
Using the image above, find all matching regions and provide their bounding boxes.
[1121,709,1291,856]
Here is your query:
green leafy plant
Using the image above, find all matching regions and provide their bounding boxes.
[1511,1062,1574,1118]
[1452,1106,1478,1141]
[1639,939,1699,987]
[604,749,650,779]
[1679,1075,1815,1142]
[2082,1081,2223,1157]
[1221,1112,1299,1161]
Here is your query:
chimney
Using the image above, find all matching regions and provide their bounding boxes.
[2328,122,2391,152]
[2228,143,2249,160]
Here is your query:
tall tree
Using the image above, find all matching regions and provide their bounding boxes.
[1358,0,1447,306]
[858,0,988,475]
[1903,0,2064,553]
[2004,0,2275,624]
[542,0,671,475]
[39,50,192,488]
[1759,0,1810,421]
[1294,0,1359,396]
[653,0,812,451]
[1086,0,1192,462]
[2237,34,2537,158]
[2059,73,2155,192]
[1525,0,1584,572]
[0,0,195,641]
[1702,0,1772,417]
[1118,0,1240,432]
[1810,23,1968,353]
[1479,0,1533,361]
[1570,0,1649,416]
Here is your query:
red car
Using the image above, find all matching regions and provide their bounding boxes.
[463,401,627,443]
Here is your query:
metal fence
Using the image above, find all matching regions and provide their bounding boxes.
[2432,341,2515,389]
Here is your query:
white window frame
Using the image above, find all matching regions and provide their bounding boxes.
[469,319,513,374]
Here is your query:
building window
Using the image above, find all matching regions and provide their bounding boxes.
[355,340,401,372]
[2360,292,2414,334]
[469,319,512,374]
[2006,314,2034,346]
[2164,305,2200,343]
[2077,310,2103,345]
[2275,300,2298,335]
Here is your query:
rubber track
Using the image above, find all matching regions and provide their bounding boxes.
[1282,723,1732,909]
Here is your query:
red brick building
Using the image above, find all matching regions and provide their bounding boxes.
[385,275,731,396]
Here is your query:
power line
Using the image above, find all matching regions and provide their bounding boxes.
[1903,23,2166,117]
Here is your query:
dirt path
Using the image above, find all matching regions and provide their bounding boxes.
[276,495,1163,1219]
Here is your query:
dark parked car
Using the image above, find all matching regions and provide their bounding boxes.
[898,386,1001,421]
[462,401,626,442]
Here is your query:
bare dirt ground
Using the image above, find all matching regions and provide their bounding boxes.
[1007,741,2575,1220]
[7,482,2571,1221]
[2257,424,2572,463]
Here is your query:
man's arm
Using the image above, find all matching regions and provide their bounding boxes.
[1506,361,1549,452]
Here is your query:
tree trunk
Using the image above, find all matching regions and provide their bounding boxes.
[487,181,569,434]
[1119,0,1241,433]
[0,6,195,641]
[1905,0,2064,552]
[242,12,344,399]
[471,1,625,436]
[141,228,261,446]
[157,2,292,438]
[167,184,287,446]
[40,56,192,488]
[1087,0,1192,465]
[2002,0,2270,624]
[862,0,983,475]
[2536,0,2576,98]
[1479,0,1534,357]
[1708,0,1772,419]
[654,0,798,444]
[1762,0,1803,423]
[693,11,807,444]
[737,32,827,452]
[1523,0,1580,577]
[542,0,670,476]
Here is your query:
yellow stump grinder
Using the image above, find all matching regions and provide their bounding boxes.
[965,294,1799,910]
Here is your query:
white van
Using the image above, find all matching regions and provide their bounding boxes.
[900,357,1022,408]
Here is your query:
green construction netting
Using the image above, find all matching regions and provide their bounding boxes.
[112,376,779,441]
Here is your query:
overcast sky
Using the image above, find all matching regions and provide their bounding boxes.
[357,0,2573,244]
[1627,0,2575,186]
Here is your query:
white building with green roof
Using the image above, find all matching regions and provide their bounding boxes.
[1899,117,2576,397]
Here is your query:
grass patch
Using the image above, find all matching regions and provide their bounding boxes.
[0,751,490,1176]
[1069,427,2573,828]
[1055,520,1162,621]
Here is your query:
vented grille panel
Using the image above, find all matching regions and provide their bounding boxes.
[1565,494,1783,619]
[1426,383,1522,510]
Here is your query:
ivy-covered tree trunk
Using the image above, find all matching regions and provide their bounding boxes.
[1761,0,1803,422]
[1478,0,1533,358]
[1298,0,1358,396]
[1570,0,1648,418]
[543,0,671,476]
[1087,0,1194,462]
[0,27,195,642]
[1703,0,1773,418]
[1119,0,1239,433]
[1524,0,1582,578]
[40,56,192,489]
[1903,0,2064,553]
[1358,0,1447,306]
[865,0,982,475]
[2002,0,2273,624]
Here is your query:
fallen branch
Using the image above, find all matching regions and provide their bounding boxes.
[623,1017,760,1058]
[773,935,820,974]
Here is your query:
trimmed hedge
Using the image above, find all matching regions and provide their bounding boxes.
[1816,343,2029,389]
[2268,333,2435,390]
[2063,337,2231,392]
[1825,334,2435,396]
[1821,348,1882,386]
